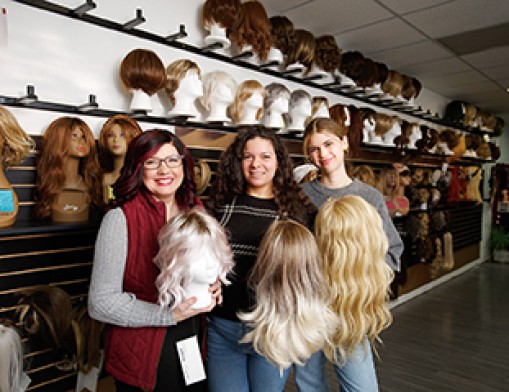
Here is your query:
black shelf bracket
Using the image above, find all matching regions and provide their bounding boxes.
[122,8,145,30]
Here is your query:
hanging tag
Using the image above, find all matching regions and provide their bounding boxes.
[76,350,104,392]
[176,335,206,385]
[0,7,7,47]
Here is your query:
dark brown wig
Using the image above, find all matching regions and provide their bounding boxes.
[119,48,166,96]
[314,35,341,73]
[269,15,295,56]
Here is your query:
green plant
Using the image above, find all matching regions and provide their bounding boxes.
[490,227,509,251]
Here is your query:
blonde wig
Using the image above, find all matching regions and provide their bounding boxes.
[194,159,212,196]
[119,48,166,95]
[228,80,265,123]
[154,208,234,310]
[98,114,142,173]
[238,219,337,371]
[230,0,272,61]
[352,165,376,188]
[269,15,295,56]
[0,106,34,168]
[311,96,329,117]
[285,29,316,73]
[202,0,241,35]
[200,70,237,111]
[381,70,404,98]
[35,117,102,219]
[315,195,394,363]
[0,321,24,392]
[314,35,341,73]
[165,59,202,106]
[465,166,482,203]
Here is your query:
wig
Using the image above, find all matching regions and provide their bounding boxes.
[229,0,272,61]
[465,166,482,203]
[464,104,478,127]
[73,300,104,373]
[200,70,237,112]
[348,57,380,88]
[264,83,291,117]
[154,208,234,310]
[113,129,199,209]
[239,219,337,371]
[438,129,459,152]
[311,96,329,117]
[314,35,341,73]
[269,16,295,56]
[339,51,364,81]
[284,29,316,72]
[0,321,24,392]
[98,114,142,173]
[35,117,102,219]
[348,105,363,158]
[381,70,404,98]
[329,104,350,128]
[207,126,315,226]
[194,158,212,196]
[316,195,394,363]
[119,48,166,95]
[165,59,202,106]
[0,106,34,168]
[401,75,422,101]
[202,0,241,35]
[374,113,394,138]
[228,80,265,123]
[352,165,376,188]
[394,120,412,150]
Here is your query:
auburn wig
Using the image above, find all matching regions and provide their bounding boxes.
[238,219,337,371]
[154,208,234,309]
[35,117,102,219]
[314,35,341,73]
[202,0,241,35]
[228,80,265,123]
[165,59,202,106]
[119,48,166,95]
[0,105,34,168]
[285,29,316,72]
[316,195,394,363]
[230,0,272,61]
[269,15,295,56]
[98,114,142,173]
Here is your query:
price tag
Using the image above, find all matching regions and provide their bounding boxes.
[176,335,206,385]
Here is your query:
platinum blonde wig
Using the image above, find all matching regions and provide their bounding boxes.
[154,208,234,310]
[0,323,24,392]
[238,219,337,372]
[200,70,237,111]
[315,195,394,363]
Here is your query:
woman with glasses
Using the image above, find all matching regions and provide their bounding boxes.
[88,129,221,392]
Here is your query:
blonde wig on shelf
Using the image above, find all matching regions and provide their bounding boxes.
[315,195,394,363]
[35,117,102,219]
[202,0,241,35]
[153,208,234,310]
[119,48,166,96]
[230,0,272,61]
[165,59,202,106]
[0,321,24,392]
[284,29,316,73]
[352,165,377,188]
[238,219,337,371]
[228,80,265,123]
[0,106,34,168]
[200,70,237,112]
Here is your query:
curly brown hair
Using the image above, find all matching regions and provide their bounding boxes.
[207,126,315,225]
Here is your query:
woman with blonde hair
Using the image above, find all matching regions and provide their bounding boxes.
[316,195,394,364]
[228,80,265,125]
[35,117,102,222]
[0,106,34,227]
[238,219,337,373]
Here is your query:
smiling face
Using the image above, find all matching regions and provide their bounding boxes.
[143,143,184,204]
[306,130,348,175]
[68,126,90,158]
[106,124,128,157]
[241,137,277,198]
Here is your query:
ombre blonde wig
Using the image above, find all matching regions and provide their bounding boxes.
[0,105,34,168]
[165,59,202,106]
[315,195,394,363]
[228,80,265,123]
[238,219,337,372]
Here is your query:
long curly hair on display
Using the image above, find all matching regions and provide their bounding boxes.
[0,106,34,168]
[315,195,394,363]
[269,15,295,56]
[284,29,316,73]
[119,48,166,96]
[0,320,24,392]
[34,117,102,219]
[153,208,234,310]
[238,219,337,371]
[229,0,272,61]
[228,80,265,123]
[165,59,201,107]
[207,126,315,226]
[314,35,341,73]
[201,0,241,36]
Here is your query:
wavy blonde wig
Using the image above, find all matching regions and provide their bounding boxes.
[316,195,394,363]
[119,48,166,95]
[0,106,34,168]
[34,117,102,219]
[0,321,24,392]
[238,219,337,371]
[154,208,234,310]
[228,80,265,123]
[165,59,201,106]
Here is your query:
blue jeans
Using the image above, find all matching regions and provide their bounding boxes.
[294,340,378,392]
[207,316,290,392]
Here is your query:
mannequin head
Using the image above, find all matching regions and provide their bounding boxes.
[154,208,234,309]
[35,117,102,219]
[286,89,312,129]
[119,48,166,96]
[311,97,329,119]
[314,35,341,74]
[263,83,290,121]
[228,80,265,124]
[238,219,336,370]
[315,195,394,362]
[200,70,237,121]
[98,115,142,173]
[269,15,295,56]
[373,113,394,141]
[202,0,241,36]
[165,59,202,107]
[0,321,24,392]
[0,106,33,169]
[230,0,271,61]
[285,29,316,73]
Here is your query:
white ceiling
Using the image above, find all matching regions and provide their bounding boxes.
[263,0,509,116]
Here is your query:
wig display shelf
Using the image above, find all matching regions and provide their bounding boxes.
[11,0,498,138]
[0,217,101,237]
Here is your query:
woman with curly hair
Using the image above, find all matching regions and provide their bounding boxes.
[206,126,315,392]
[35,116,102,222]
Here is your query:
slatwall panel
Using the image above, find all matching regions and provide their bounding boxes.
[450,202,483,250]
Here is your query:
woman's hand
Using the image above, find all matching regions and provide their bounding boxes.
[209,279,223,306]
[171,280,223,323]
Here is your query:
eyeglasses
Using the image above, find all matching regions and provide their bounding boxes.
[399,170,411,177]
[143,155,184,170]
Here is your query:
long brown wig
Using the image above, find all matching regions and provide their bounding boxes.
[284,29,316,73]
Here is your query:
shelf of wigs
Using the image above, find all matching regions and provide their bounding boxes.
[10,0,504,140]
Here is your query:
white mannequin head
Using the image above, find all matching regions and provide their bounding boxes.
[166,60,203,117]
[263,83,290,128]
[200,71,237,122]
[286,90,312,130]
[408,123,422,149]
[383,118,402,146]
[229,80,265,125]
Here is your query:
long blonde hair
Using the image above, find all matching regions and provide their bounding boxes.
[0,106,34,168]
[238,219,337,371]
[316,195,393,363]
